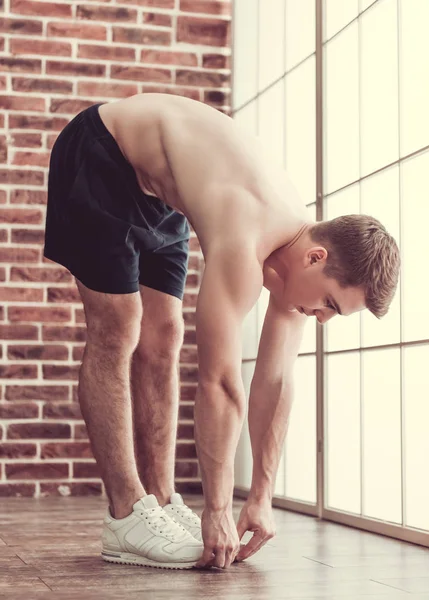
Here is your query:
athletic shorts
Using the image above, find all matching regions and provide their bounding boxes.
[43,103,190,299]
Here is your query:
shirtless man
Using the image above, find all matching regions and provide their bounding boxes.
[43,93,400,571]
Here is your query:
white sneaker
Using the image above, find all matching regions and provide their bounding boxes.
[101,494,203,569]
[163,492,202,542]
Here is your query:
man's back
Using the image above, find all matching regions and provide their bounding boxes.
[99,93,311,260]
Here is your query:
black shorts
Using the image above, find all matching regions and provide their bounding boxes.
[43,103,190,299]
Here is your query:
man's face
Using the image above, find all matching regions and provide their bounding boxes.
[283,248,367,324]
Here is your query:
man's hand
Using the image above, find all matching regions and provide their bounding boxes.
[234,497,276,562]
[195,507,240,569]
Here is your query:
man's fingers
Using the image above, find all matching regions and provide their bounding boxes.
[235,531,264,561]
[236,519,247,540]
[195,547,215,568]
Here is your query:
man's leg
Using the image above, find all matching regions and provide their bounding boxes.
[131,286,184,507]
[76,279,146,519]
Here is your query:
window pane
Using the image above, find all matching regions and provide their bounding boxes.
[326,352,361,514]
[324,0,358,41]
[360,0,377,11]
[233,100,257,137]
[324,23,360,194]
[325,184,361,352]
[257,286,270,338]
[285,0,315,71]
[360,166,401,347]
[362,348,402,524]
[300,206,317,355]
[258,81,285,167]
[400,0,429,157]
[232,0,258,109]
[285,355,317,503]
[235,361,256,489]
[403,345,429,531]
[401,151,429,342]
[360,0,399,177]
[285,56,316,205]
[258,0,285,91]
[242,303,259,360]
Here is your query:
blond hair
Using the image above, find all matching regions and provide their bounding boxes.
[309,215,400,318]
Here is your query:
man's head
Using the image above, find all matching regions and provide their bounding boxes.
[273,214,400,324]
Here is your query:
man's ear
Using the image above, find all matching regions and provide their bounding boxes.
[307,246,328,266]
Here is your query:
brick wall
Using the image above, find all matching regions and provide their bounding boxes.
[0,0,231,498]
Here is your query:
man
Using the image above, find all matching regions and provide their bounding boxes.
[43,93,400,571]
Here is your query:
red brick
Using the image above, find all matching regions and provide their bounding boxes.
[185,272,198,287]
[6,462,69,479]
[176,442,197,459]
[0,287,43,302]
[11,229,45,244]
[9,114,68,132]
[11,0,72,17]
[11,133,43,148]
[47,287,81,303]
[0,76,6,91]
[75,424,87,439]
[142,12,172,26]
[0,324,38,341]
[5,384,68,401]
[142,85,200,101]
[72,346,84,361]
[0,114,4,128]
[13,149,50,166]
[9,307,71,323]
[12,76,73,94]
[78,43,135,62]
[0,229,7,242]
[0,267,6,281]
[112,26,170,45]
[0,17,43,35]
[46,60,105,78]
[176,69,229,87]
[111,64,171,83]
[47,21,107,40]
[177,16,230,47]
[0,208,42,224]
[8,344,68,360]
[175,461,198,478]
[73,462,100,478]
[40,482,102,496]
[0,169,44,186]
[183,292,197,309]
[0,57,41,73]
[180,0,231,16]
[184,329,196,344]
[0,402,38,419]
[0,190,6,203]
[0,442,37,459]
[180,346,197,363]
[202,53,229,69]
[43,326,86,343]
[77,5,137,22]
[140,49,197,66]
[183,311,196,327]
[189,235,200,252]
[10,189,47,204]
[43,402,82,419]
[0,483,35,496]
[204,89,228,105]
[0,135,7,162]
[78,80,138,98]
[0,364,37,379]
[180,365,198,381]
[122,0,174,6]
[179,402,194,419]
[11,266,71,283]
[10,38,72,57]
[41,442,91,459]
[0,95,44,113]
[0,38,4,52]
[43,365,80,380]
[50,98,95,115]
[75,308,85,323]
[8,422,71,440]
[47,133,58,149]
[0,305,4,319]
[1,249,43,269]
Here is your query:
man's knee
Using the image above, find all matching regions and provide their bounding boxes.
[136,316,185,361]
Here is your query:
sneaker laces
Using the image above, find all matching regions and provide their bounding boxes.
[169,504,201,527]
[141,506,188,539]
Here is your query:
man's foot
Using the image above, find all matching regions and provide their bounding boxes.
[101,494,203,569]
[162,492,202,542]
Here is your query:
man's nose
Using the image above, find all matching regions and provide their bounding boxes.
[315,310,335,325]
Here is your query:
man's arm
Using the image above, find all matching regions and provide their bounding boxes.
[247,292,307,503]
[194,242,263,511]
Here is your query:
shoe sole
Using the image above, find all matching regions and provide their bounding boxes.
[101,549,198,570]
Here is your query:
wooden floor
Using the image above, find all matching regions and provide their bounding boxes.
[1,494,428,599]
